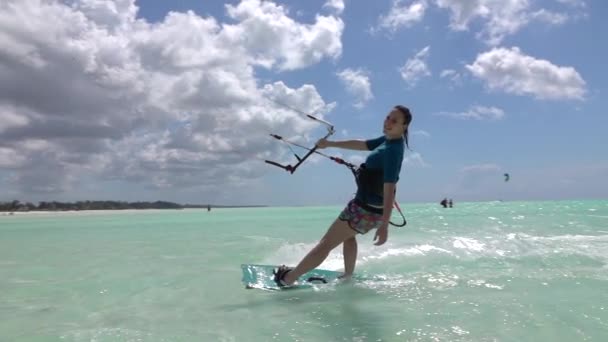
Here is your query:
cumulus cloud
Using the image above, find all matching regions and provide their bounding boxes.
[323,0,345,15]
[224,0,344,70]
[336,68,374,108]
[375,0,427,33]
[399,46,431,87]
[466,47,586,100]
[440,68,464,87]
[436,0,588,45]
[374,0,585,45]
[530,9,568,25]
[556,0,586,8]
[404,152,429,167]
[437,105,505,120]
[0,0,344,196]
[436,0,530,45]
[411,130,431,138]
[0,104,30,133]
[440,69,458,79]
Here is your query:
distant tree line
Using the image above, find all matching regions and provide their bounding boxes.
[1,200,194,212]
[0,200,266,212]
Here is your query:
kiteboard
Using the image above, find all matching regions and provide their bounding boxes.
[241,264,343,291]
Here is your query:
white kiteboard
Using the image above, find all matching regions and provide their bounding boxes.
[241,264,343,291]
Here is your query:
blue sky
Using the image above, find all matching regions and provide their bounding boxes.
[0,0,606,206]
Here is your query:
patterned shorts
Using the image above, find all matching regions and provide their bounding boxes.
[338,199,384,234]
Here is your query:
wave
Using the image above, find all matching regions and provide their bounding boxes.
[260,231,608,274]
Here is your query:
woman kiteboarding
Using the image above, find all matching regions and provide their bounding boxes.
[272,105,412,287]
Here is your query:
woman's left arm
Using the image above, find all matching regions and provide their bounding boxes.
[373,182,395,246]
[375,144,402,246]
[382,183,396,222]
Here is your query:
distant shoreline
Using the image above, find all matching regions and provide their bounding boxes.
[0,200,267,213]
[1,207,270,216]
[0,206,267,211]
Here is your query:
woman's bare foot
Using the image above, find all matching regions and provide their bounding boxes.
[338,273,352,280]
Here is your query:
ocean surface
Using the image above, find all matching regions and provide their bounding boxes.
[1,200,607,341]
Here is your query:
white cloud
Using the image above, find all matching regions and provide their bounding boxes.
[436,0,531,45]
[440,69,464,86]
[0,147,27,168]
[435,0,580,45]
[440,69,457,78]
[373,0,584,45]
[0,0,343,196]
[323,0,345,15]
[399,46,431,87]
[336,68,374,109]
[225,0,344,70]
[345,150,429,171]
[461,163,500,173]
[404,152,429,168]
[438,105,505,120]
[466,47,586,100]
[0,104,30,132]
[556,0,586,8]
[530,9,568,25]
[411,130,431,138]
[376,0,428,32]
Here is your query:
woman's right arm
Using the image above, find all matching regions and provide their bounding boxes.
[317,139,368,151]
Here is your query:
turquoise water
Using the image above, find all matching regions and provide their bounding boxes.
[1,200,608,341]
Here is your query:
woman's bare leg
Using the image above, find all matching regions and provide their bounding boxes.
[341,236,358,278]
[283,219,358,285]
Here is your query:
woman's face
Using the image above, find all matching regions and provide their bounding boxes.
[383,109,407,137]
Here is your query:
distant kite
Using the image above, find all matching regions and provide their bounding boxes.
[504,173,510,182]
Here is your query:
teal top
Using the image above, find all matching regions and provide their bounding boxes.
[355,136,405,206]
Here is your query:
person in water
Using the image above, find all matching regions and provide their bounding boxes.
[273,105,412,287]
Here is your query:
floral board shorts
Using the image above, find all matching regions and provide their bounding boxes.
[338,199,384,234]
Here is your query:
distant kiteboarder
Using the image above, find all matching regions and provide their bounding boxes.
[504,173,510,182]
[448,199,453,208]
[440,198,448,208]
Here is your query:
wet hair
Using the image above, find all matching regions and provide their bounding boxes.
[394,105,412,149]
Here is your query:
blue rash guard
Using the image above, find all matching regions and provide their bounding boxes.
[354,136,405,206]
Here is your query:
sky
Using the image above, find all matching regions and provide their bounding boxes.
[0,0,607,206]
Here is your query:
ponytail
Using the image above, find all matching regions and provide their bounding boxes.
[394,105,412,150]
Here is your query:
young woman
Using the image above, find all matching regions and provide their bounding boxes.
[274,105,412,286]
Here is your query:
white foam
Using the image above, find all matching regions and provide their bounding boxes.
[451,326,470,336]
[427,273,459,289]
[514,233,608,262]
[362,244,452,262]
[528,234,608,242]
[263,241,453,271]
[452,237,486,252]
[467,279,504,290]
